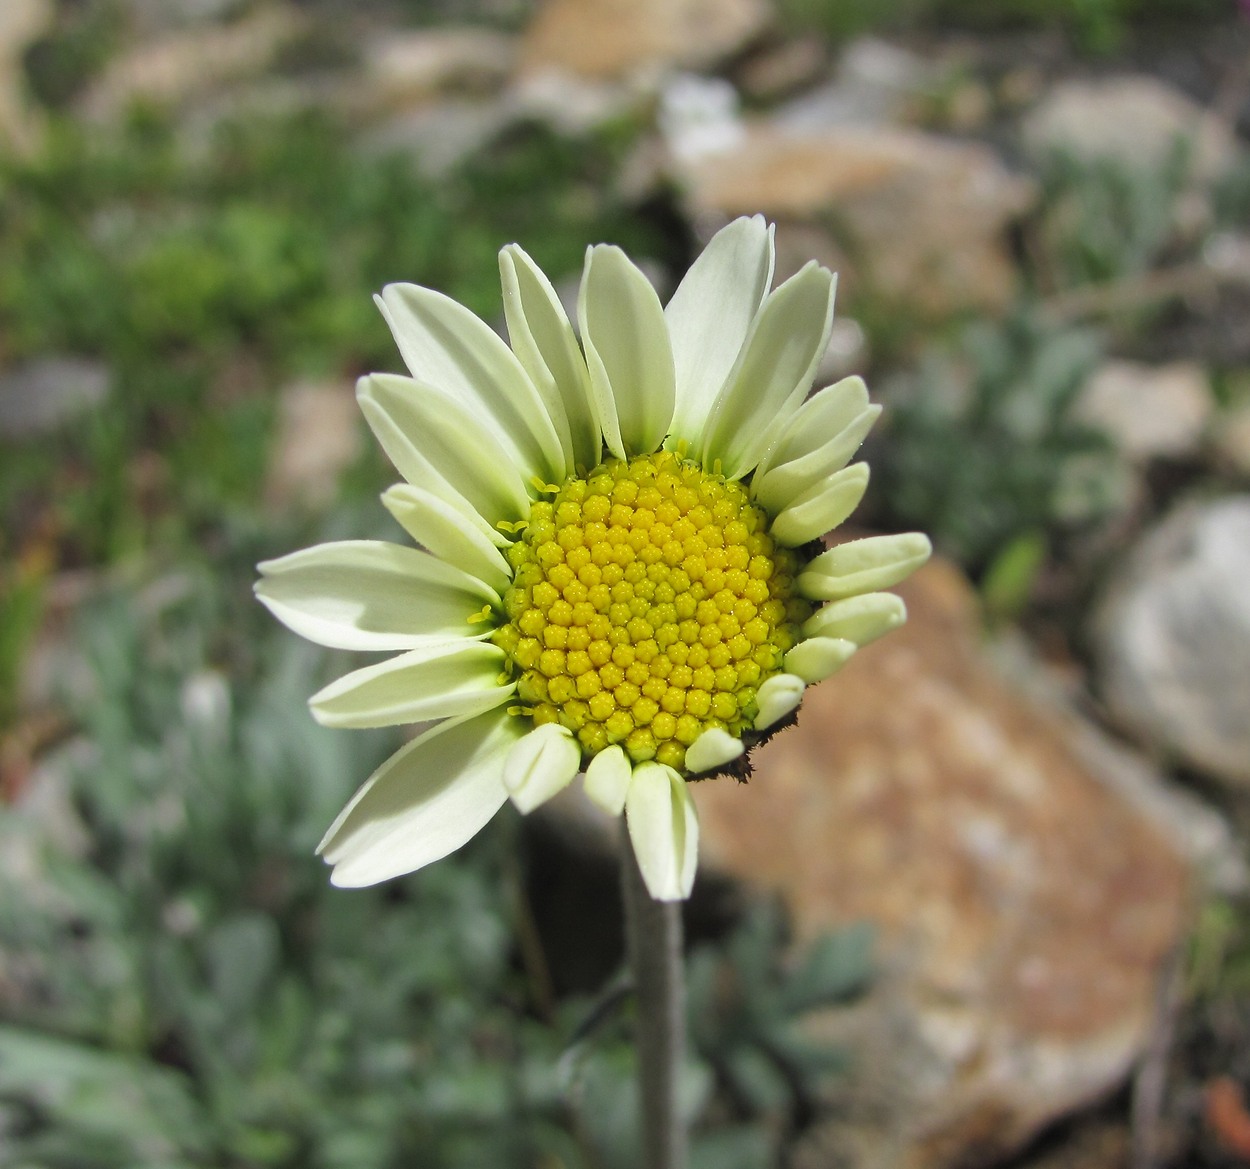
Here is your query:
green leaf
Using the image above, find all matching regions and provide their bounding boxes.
[691,1124,775,1169]
[782,921,875,1014]
[981,531,1048,623]
[205,912,281,1015]
[0,1024,210,1164]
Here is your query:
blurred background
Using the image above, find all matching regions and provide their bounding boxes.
[2,0,1250,1166]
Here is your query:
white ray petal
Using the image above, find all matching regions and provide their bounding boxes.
[376,283,565,484]
[755,376,873,481]
[753,673,806,730]
[310,640,512,729]
[753,411,878,515]
[255,540,497,651]
[665,215,774,449]
[752,378,881,514]
[503,722,582,813]
[769,463,870,548]
[579,244,675,460]
[685,726,744,774]
[382,483,512,595]
[803,592,908,646]
[499,244,599,475]
[320,709,525,887]
[784,637,857,683]
[358,373,529,539]
[697,262,836,479]
[625,762,699,902]
[798,533,933,601]
[583,745,632,816]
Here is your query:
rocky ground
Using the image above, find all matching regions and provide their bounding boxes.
[3,1,1250,1167]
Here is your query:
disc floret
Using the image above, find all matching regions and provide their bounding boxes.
[491,450,812,774]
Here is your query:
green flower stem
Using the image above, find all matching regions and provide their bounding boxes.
[620,821,687,1169]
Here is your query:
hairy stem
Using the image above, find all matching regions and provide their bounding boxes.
[620,822,687,1169]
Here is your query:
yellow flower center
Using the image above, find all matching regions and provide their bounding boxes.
[491,450,811,773]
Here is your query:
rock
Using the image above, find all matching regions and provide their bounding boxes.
[518,0,771,83]
[80,5,303,121]
[264,380,362,511]
[364,98,516,177]
[658,73,745,165]
[1214,400,1250,478]
[0,357,109,439]
[676,123,1035,317]
[1075,359,1213,464]
[0,0,53,152]
[1094,496,1250,789]
[113,0,242,35]
[510,68,652,135]
[774,37,934,132]
[1211,370,1250,478]
[691,557,1192,1169]
[360,27,515,111]
[735,35,827,102]
[1021,76,1240,184]
[989,632,1245,895]
[821,316,868,382]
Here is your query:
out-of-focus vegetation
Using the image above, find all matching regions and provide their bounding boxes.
[0,106,661,561]
[0,558,875,1168]
[872,313,1112,571]
[779,0,1230,52]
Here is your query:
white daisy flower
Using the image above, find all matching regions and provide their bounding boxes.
[256,216,930,901]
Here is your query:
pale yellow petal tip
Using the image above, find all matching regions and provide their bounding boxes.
[327,863,373,889]
[626,762,699,901]
[770,462,870,548]
[797,531,933,601]
[584,745,632,816]
[785,637,856,684]
[803,592,909,647]
[685,727,745,775]
[753,673,806,731]
[503,723,581,814]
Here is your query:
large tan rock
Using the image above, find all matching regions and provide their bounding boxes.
[519,0,771,82]
[692,558,1193,1169]
[678,124,1034,318]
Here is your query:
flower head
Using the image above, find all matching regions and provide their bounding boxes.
[256,217,930,900]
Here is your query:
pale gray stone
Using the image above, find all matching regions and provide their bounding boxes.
[1095,496,1250,788]
[1022,75,1240,183]
[775,37,933,132]
[360,27,515,109]
[363,98,516,177]
[1075,359,1213,464]
[0,357,109,439]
